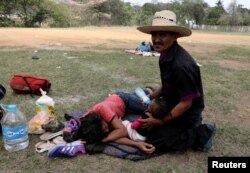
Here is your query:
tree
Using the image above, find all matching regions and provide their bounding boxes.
[136,3,156,25]
[15,0,41,27]
[204,0,226,25]
[0,0,18,26]
[94,0,134,25]
[32,2,50,26]
[136,2,173,25]
[0,0,72,27]
[192,2,205,26]
[122,2,135,25]
[43,0,72,27]
[238,6,250,25]
[218,0,243,26]
[227,0,240,26]
[181,0,206,28]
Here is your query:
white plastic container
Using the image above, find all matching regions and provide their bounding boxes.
[1,104,29,152]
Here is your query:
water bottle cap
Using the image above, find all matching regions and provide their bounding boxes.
[145,99,151,105]
[7,104,17,112]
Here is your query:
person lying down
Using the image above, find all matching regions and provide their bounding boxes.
[75,90,167,154]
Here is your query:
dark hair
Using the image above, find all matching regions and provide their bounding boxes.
[77,113,106,144]
[151,97,168,119]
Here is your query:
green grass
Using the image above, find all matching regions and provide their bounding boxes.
[0,39,250,173]
[218,47,250,61]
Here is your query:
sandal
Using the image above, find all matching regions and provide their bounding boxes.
[40,130,63,141]
[35,141,56,153]
[35,136,66,153]
[52,136,66,145]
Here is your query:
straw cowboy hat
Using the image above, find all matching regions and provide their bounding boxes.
[137,10,192,37]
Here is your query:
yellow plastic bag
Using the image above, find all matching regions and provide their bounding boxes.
[28,111,50,134]
[35,89,55,114]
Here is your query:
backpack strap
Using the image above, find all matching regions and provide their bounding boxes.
[0,84,6,100]
[22,76,35,98]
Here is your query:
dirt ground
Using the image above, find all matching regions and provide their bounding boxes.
[1,27,250,68]
[1,27,249,125]
[1,27,250,49]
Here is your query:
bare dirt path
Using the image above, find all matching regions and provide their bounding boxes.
[2,27,249,71]
[1,27,250,50]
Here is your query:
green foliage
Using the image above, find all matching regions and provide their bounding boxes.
[94,0,135,25]
[239,7,250,25]
[0,0,72,27]
[11,0,50,27]
[0,0,250,27]
[191,2,205,25]
[204,0,226,25]
[122,3,136,25]
[0,0,18,26]
[181,0,206,26]
[45,1,72,27]
[136,3,172,25]
[136,4,155,25]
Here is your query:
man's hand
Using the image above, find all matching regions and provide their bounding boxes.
[136,141,155,154]
[139,112,163,129]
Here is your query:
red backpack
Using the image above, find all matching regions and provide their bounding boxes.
[10,74,51,96]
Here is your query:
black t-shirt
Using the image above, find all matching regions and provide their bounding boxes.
[159,41,204,126]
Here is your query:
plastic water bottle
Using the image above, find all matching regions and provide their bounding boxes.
[135,87,151,105]
[1,104,29,152]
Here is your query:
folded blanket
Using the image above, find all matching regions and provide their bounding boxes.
[85,142,155,161]
[104,142,155,161]
[124,50,160,57]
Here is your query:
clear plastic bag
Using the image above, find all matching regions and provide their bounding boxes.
[35,89,55,114]
[28,111,50,134]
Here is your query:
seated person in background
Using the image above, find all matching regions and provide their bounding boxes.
[135,41,150,52]
[147,42,155,52]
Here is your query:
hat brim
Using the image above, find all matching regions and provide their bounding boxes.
[137,26,192,37]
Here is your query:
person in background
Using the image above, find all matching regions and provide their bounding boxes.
[136,10,216,154]
[135,41,147,52]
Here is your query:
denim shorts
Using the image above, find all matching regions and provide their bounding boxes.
[114,91,147,114]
